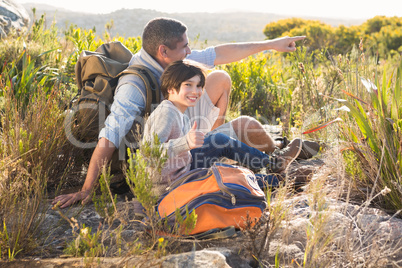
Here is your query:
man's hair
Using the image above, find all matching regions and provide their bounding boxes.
[142,17,187,58]
[161,60,207,99]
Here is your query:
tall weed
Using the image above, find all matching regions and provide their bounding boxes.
[0,84,75,259]
[125,135,167,242]
[125,135,198,255]
[338,62,402,211]
[289,40,402,211]
[1,50,60,111]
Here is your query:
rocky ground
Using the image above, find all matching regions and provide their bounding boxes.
[1,146,401,267]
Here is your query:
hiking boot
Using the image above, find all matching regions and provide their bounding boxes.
[266,138,302,173]
[266,156,290,173]
[274,136,290,149]
[297,140,320,160]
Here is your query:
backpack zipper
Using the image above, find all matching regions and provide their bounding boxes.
[166,168,209,191]
[211,165,237,206]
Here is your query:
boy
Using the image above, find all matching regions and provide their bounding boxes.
[143,60,303,195]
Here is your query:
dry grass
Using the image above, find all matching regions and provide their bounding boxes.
[0,83,82,259]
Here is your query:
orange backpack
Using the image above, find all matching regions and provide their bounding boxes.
[157,163,267,237]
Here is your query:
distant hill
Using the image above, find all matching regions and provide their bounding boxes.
[22,3,365,47]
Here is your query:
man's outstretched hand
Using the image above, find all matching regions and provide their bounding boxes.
[52,190,91,209]
[270,36,306,52]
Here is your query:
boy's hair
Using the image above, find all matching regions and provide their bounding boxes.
[161,60,207,99]
[142,17,187,58]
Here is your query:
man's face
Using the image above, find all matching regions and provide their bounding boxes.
[165,32,192,64]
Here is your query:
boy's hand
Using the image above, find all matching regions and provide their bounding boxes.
[186,121,205,149]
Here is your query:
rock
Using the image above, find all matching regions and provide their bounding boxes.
[161,249,231,268]
[1,251,238,268]
[0,0,30,38]
[206,248,252,268]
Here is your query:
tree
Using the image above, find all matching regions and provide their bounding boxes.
[263,18,308,39]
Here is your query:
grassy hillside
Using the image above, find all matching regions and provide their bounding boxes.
[22,4,364,46]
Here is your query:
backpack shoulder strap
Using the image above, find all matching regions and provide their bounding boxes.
[121,64,160,115]
[191,226,237,240]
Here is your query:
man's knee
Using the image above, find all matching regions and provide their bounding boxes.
[230,116,269,147]
[206,70,232,94]
[231,116,261,132]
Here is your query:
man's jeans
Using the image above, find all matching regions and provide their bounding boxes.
[190,133,280,188]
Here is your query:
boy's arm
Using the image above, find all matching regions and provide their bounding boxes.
[144,107,191,157]
[214,36,306,65]
[159,121,204,154]
[162,135,191,156]
[147,125,191,158]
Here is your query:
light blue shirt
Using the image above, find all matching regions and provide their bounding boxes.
[99,47,216,148]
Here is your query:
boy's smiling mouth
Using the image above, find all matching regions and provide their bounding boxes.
[187,96,198,102]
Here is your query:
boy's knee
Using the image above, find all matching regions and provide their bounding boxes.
[208,132,231,147]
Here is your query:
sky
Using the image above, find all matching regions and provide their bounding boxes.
[16,0,402,20]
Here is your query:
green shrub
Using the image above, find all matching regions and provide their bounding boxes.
[222,53,291,123]
[92,165,118,220]
[125,134,167,241]
[64,224,105,257]
[263,16,402,59]
[126,134,197,254]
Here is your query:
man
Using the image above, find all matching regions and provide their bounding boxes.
[53,17,306,208]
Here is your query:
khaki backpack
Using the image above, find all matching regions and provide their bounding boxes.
[71,41,160,149]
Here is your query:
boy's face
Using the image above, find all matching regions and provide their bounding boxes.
[167,75,203,113]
